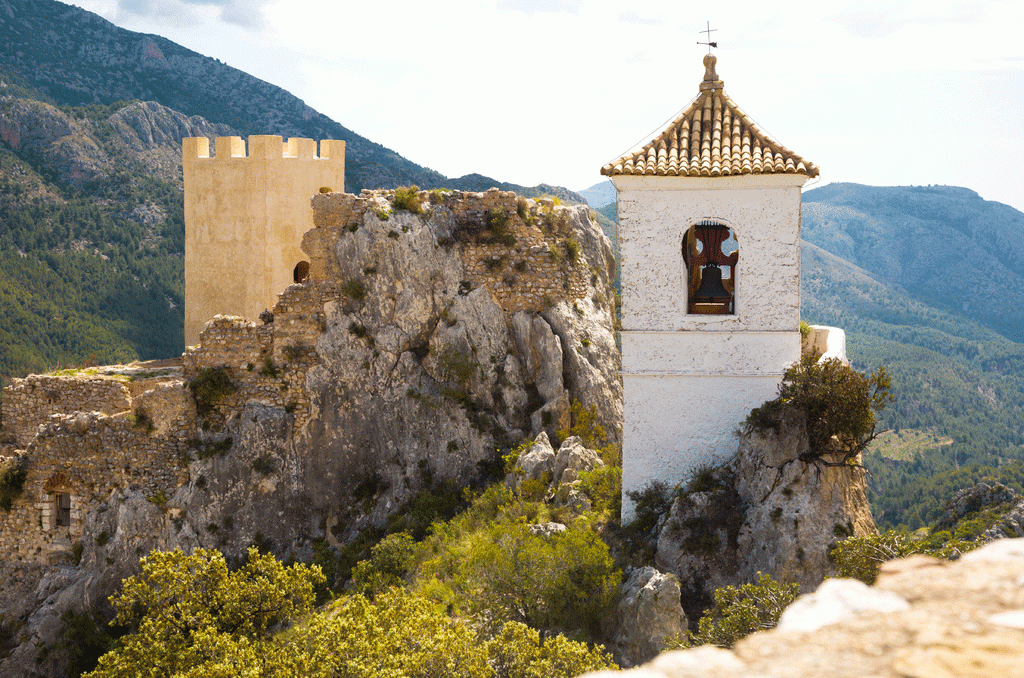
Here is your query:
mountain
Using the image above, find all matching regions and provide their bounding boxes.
[800,183,1024,528]
[0,0,586,201]
[578,180,617,208]
[802,183,1024,344]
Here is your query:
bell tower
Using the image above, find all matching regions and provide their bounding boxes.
[603,54,819,519]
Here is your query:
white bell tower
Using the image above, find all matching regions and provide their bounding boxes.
[604,54,819,518]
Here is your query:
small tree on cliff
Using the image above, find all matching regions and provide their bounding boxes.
[745,354,893,466]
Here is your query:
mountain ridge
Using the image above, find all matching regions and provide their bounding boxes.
[0,0,585,201]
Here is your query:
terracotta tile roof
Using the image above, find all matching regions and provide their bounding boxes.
[602,54,819,178]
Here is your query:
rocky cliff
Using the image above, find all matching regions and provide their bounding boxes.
[654,405,876,621]
[0,188,620,676]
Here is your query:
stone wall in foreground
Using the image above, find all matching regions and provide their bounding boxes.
[581,538,1024,678]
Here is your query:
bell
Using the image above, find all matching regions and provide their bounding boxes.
[694,263,731,304]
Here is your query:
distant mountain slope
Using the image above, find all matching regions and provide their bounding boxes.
[0,0,586,200]
[577,180,616,208]
[801,237,1024,528]
[802,183,1024,344]
[0,0,442,193]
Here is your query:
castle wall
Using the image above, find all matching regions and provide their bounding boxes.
[308,188,591,315]
[0,379,193,565]
[183,135,345,347]
[1,376,132,448]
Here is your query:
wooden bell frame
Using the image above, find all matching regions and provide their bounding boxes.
[682,221,738,315]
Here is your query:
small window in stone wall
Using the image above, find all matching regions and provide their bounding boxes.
[55,493,71,528]
[293,261,310,283]
[682,221,738,315]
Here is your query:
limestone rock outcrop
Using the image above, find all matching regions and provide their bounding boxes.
[580,538,1024,678]
[0,189,621,676]
[611,567,687,668]
[656,406,875,617]
[507,432,606,512]
[934,481,1019,530]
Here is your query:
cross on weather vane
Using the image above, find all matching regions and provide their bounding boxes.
[697,21,718,53]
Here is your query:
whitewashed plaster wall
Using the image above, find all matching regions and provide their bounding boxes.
[612,173,808,520]
[614,174,806,332]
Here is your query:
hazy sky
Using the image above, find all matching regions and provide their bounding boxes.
[72,0,1023,211]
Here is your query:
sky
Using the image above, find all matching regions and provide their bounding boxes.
[71,0,1024,211]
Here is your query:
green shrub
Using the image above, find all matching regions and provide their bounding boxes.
[486,621,616,678]
[485,209,517,246]
[188,367,236,417]
[435,344,477,390]
[342,277,367,302]
[258,357,280,379]
[252,456,276,476]
[282,344,311,362]
[429,188,451,203]
[515,196,532,223]
[61,610,125,677]
[830,528,982,585]
[745,353,893,464]
[461,521,620,636]
[0,457,27,512]
[679,573,799,649]
[384,481,470,540]
[350,531,417,597]
[576,465,622,514]
[562,239,580,264]
[130,408,155,434]
[392,186,423,215]
[625,480,674,536]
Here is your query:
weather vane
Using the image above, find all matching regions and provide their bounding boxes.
[697,21,718,53]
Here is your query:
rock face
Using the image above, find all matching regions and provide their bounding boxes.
[656,406,876,619]
[934,481,1019,530]
[612,567,687,668]
[0,96,232,188]
[580,538,1024,678]
[0,190,621,676]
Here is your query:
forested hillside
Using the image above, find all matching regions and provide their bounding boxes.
[800,183,1024,528]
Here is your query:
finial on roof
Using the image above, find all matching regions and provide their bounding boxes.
[703,54,718,82]
[700,53,723,92]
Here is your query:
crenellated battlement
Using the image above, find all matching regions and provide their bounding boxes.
[182,135,344,162]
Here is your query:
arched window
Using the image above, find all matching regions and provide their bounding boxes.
[293,261,310,283]
[682,221,738,315]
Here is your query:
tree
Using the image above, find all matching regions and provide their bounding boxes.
[746,354,893,465]
[281,588,617,678]
[459,521,620,636]
[85,547,323,678]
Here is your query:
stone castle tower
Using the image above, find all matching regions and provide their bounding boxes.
[602,54,819,517]
[182,135,346,346]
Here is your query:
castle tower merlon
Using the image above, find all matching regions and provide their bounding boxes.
[215,136,247,159]
[182,136,210,160]
[319,139,344,162]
